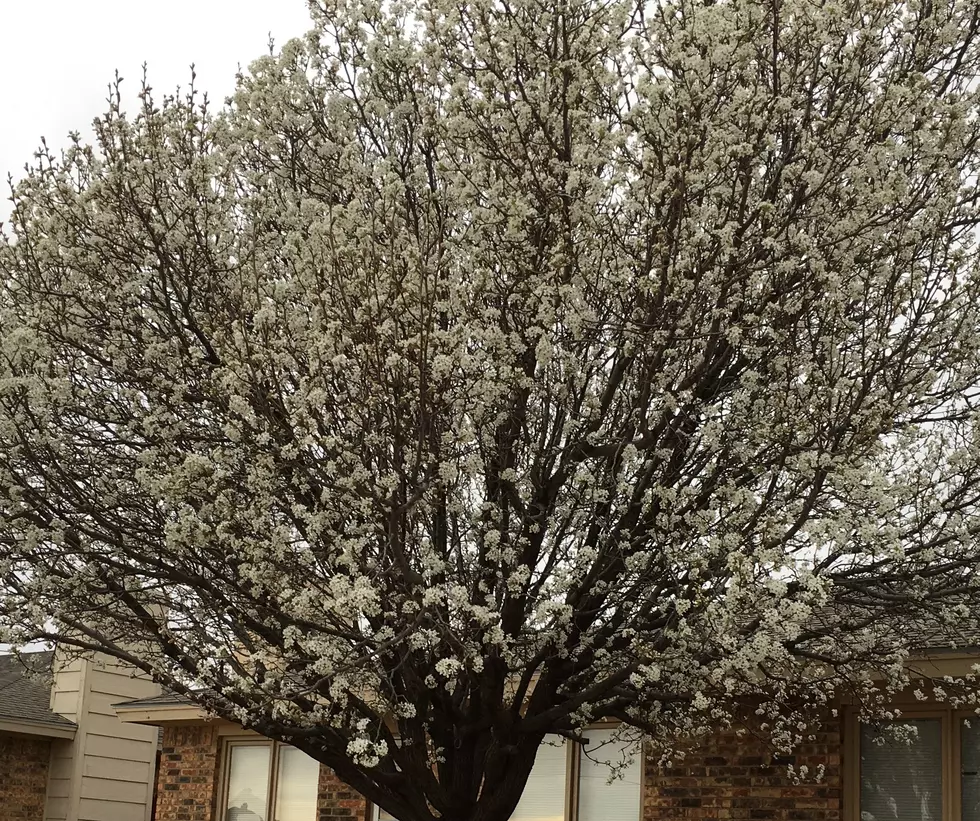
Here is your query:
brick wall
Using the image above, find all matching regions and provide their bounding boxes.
[643,719,842,821]
[0,733,51,821]
[318,765,370,821]
[157,725,221,821]
[154,721,843,821]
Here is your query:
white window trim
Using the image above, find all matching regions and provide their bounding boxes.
[220,737,320,821]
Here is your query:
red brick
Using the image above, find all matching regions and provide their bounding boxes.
[643,716,842,821]
[155,726,221,821]
[0,733,50,821]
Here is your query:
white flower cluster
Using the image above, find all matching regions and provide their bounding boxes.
[348,731,389,769]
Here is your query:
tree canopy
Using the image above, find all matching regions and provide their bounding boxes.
[4,0,980,819]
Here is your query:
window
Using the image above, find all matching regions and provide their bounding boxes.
[851,710,980,821]
[577,728,643,821]
[371,728,642,821]
[962,720,980,821]
[509,735,568,821]
[860,718,943,820]
[222,740,320,821]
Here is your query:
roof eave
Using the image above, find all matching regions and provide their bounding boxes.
[0,716,76,739]
[114,702,213,726]
[906,651,980,678]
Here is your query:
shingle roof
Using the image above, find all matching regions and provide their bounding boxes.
[114,691,196,709]
[807,603,980,655]
[0,650,77,729]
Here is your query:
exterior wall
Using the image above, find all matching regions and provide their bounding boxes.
[0,733,52,821]
[318,765,370,821]
[157,726,221,821]
[643,718,842,821]
[154,726,372,821]
[45,652,161,821]
[45,657,83,820]
[153,722,843,821]
[45,739,75,821]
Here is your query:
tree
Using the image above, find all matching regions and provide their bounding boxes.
[3,0,980,818]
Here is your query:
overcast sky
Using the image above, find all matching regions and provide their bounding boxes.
[0,0,313,223]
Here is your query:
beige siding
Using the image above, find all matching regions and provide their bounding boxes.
[83,734,155,761]
[45,652,160,821]
[89,666,162,699]
[50,689,83,716]
[86,690,127,718]
[45,795,70,819]
[77,797,147,821]
[48,656,83,722]
[45,778,70,799]
[47,754,74,781]
[45,739,75,821]
[80,778,149,803]
[82,756,152,783]
[84,712,156,742]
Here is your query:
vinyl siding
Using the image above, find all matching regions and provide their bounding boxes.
[44,653,160,821]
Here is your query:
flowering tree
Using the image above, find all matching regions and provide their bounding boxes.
[3,0,980,818]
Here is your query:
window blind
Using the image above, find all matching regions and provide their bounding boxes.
[274,746,320,821]
[225,745,272,821]
[509,735,568,821]
[577,728,642,821]
[860,719,943,821]
[964,719,980,821]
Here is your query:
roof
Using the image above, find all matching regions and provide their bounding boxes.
[0,650,77,732]
[115,691,195,709]
[114,689,213,727]
[806,602,980,656]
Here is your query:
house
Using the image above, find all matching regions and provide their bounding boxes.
[0,648,161,821]
[113,646,980,821]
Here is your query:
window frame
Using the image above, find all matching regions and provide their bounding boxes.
[844,706,976,821]
[219,736,320,821]
[368,723,644,821]
[573,722,645,821]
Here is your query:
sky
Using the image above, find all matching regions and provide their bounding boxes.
[0,0,313,223]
